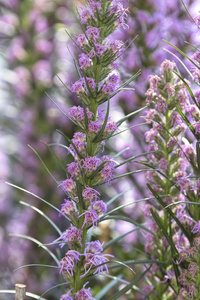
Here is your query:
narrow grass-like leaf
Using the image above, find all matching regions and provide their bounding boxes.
[67,46,82,78]
[45,91,77,125]
[103,228,139,251]
[150,208,178,259]
[175,105,197,139]
[169,216,180,286]
[105,196,167,217]
[147,184,191,242]
[56,129,82,159]
[101,215,157,237]
[95,275,124,300]
[196,142,200,174]
[111,123,147,138]
[41,141,66,173]
[6,182,70,221]
[116,106,146,127]
[48,143,75,157]
[14,264,59,272]
[113,147,129,158]
[180,0,199,27]
[163,40,200,69]
[0,290,46,300]
[111,260,135,274]
[109,267,151,300]
[39,282,69,300]
[165,201,200,209]
[106,168,157,183]
[106,189,131,206]
[115,151,157,169]
[64,28,83,52]
[83,104,89,130]
[108,259,167,270]
[55,74,79,100]
[20,201,62,235]
[116,70,141,91]
[9,234,60,265]
[28,145,59,185]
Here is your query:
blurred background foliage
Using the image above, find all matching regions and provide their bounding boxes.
[0,0,199,299]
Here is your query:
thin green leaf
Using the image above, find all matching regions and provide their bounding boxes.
[9,234,60,265]
[180,0,199,27]
[109,267,151,300]
[55,74,78,100]
[163,40,200,69]
[103,228,139,251]
[169,216,180,287]
[19,201,62,236]
[111,123,147,138]
[106,189,131,206]
[196,142,200,174]
[14,264,59,272]
[93,100,110,142]
[28,145,59,185]
[113,147,129,158]
[101,215,157,237]
[108,259,167,270]
[150,208,178,259]
[67,46,82,78]
[39,282,69,300]
[45,91,77,125]
[115,151,157,169]
[41,141,66,173]
[175,105,198,139]
[56,130,82,159]
[95,275,124,300]
[165,200,200,209]
[64,29,83,52]
[48,143,74,157]
[147,184,191,242]
[116,106,147,127]
[173,71,199,108]
[106,168,158,184]
[6,182,70,222]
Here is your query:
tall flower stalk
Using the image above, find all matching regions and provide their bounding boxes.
[143,54,200,299]
[49,0,139,298]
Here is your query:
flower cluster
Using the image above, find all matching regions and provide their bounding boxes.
[143,59,200,299]
[53,0,129,298]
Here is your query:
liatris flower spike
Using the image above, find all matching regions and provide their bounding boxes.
[7,0,144,299]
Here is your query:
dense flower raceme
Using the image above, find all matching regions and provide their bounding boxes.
[50,0,131,298]
[142,60,200,299]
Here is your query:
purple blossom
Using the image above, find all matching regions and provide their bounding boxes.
[86,26,101,42]
[89,200,107,216]
[67,162,81,178]
[81,252,111,277]
[88,121,101,134]
[79,53,92,70]
[56,226,82,247]
[74,286,95,300]
[194,90,200,103]
[94,43,106,55]
[71,78,85,95]
[102,83,116,95]
[191,221,200,234]
[163,83,175,98]
[188,263,197,279]
[81,157,101,174]
[188,284,196,299]
[69,106,93,122]
[59,178,76,194]
[149,75,160,90]
[104,121,118,134]
[76,34,88,47]
[194,123,200,135]
[192,51,200,63]
[159,158,168,170]
[82,187,100,203]
[78,6,93,24]
[60,199,77,219]
[60,290,73,300]
[155,98,168,114]
[80,210,100,229]
[160,59,176,73]
[59,250,81,276]
[85,241,104,254]
[85,77,96,91]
